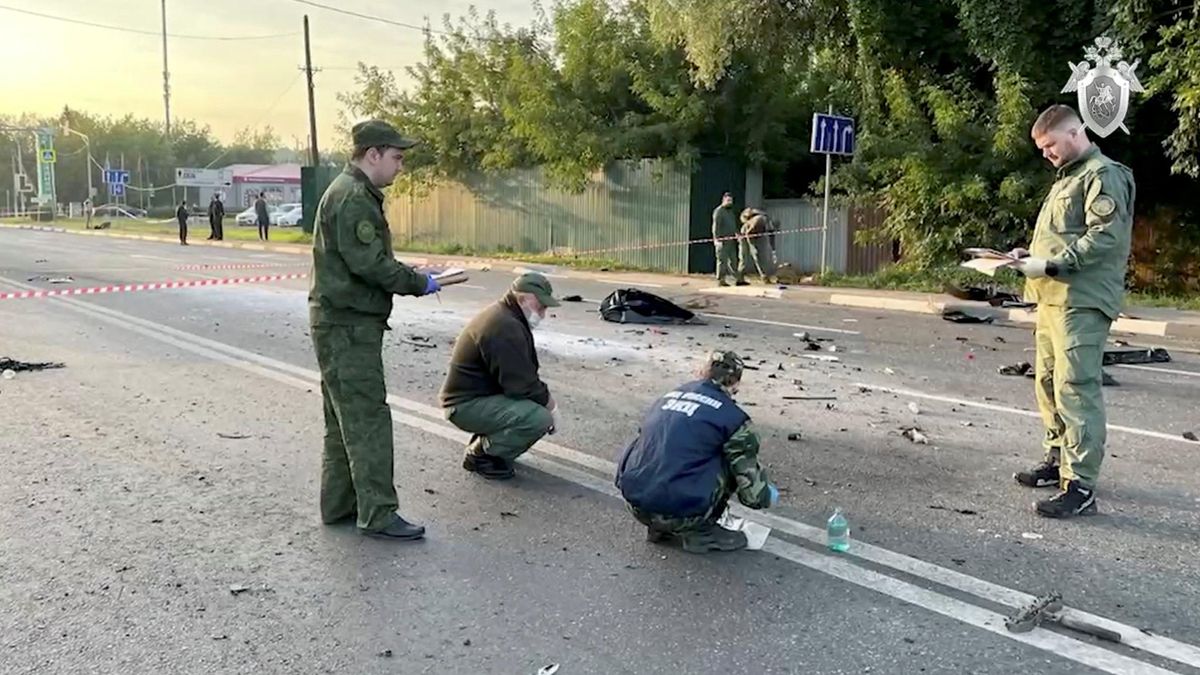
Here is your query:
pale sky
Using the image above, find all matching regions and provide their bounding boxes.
[0,0,539,148]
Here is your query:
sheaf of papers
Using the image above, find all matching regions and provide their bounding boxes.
[960,248,1019,277]
[717,510,772,550]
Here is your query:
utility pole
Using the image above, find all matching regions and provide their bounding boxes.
[303,15,319,166]
[161,0,171,138]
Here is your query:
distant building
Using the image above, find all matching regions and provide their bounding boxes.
[198,163,302,208]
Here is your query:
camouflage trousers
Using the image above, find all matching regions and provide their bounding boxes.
[311,323,398,532]
[740,235,777,280]
[627,483,733,536]
[445,394,553,461]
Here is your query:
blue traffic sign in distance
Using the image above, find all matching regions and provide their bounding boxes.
[110,182,125,196]
[103,170,131,184]
[811,113,856,155]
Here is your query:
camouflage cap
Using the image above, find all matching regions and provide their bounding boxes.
[511,272,560,307]
[707,349,745,382]
[351,119,418,150]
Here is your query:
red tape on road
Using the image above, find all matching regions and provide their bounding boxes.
[0,273,308,301]
[174,263,308,271]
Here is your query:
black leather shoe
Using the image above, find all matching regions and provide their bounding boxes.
[361,514,425,541]
[462,452,515,480]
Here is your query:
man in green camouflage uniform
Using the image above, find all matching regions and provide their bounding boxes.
[740,207,778,284]
[309,120,441,541]
[1010,105,1136,519]
[712,193,745,286]
[615,350,779,553]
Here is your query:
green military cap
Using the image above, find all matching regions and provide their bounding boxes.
[511,272,560,307]
[351,119,418,150]
[707,350,745,381]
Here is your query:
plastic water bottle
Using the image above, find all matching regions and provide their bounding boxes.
[827,508,850,552]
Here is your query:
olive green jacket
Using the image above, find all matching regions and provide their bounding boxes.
[1024,145,1136,320]
[308,166,427,326]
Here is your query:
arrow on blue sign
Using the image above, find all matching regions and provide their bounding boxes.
[810,113,856,156]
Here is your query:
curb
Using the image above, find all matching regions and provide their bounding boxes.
[5,222,1197,339]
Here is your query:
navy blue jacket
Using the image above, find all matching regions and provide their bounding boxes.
[616,379,749,517]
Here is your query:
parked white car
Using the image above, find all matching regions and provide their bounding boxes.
[235,204,280,226]
[275,203,303,227]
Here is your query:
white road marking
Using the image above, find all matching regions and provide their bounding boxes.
[1115,364,1200,379]
[590,276,664,288]
[854,382,1197,445]
[701,312,862,335]
[11,275,1199,673]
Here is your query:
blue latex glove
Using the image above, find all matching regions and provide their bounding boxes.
[423,274,441,296]
[767,483,780,507]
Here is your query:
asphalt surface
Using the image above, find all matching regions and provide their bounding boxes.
[2,229,1199,675]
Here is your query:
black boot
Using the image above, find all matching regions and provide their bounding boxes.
[1014,460,1060,488]
[1035,480,1098,518]
[462,451,515,480]
[679,523,748,553]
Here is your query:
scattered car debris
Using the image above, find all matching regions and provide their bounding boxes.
[228,584,250,595]
[802,354,840,362]
[0,357,66,373]
[929,505,978,516]
[901,427,929,445]
[216,432,251,440]
[1183,431,1198,442]
[942,310,994,324]
[378,649,393,658]
[998,362,1033,376]
[561,295,584,302]
[500,511,519,518]
[883,367,896,375]
[782,395,836,401]
[793,332,810,341]
[1103,347,1171,365]
[1102,372,1119,387]
[907,402,921,415]
[994,336,1007,344]
[718,332,739,338]
[537,665,560,675]
[944,283,1021,306]
[787,433,803,441]
[400,337,437,349]
[1021,532,1044,540]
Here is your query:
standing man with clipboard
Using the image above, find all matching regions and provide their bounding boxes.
[308,120,443,541]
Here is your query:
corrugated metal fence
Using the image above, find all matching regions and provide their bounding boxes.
[388,160,692,272]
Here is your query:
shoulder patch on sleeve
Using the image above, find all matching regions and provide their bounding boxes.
[1090,195,1116,218]
[355,220,377,244]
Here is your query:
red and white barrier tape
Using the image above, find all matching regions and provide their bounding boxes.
[0,273,308,301]
[175,262,308,271]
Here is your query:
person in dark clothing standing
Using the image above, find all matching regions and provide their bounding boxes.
[207,195,225,240]
[175,201,189,246]
[255,193,271,241]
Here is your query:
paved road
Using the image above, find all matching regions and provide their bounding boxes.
[2,229,1199,675]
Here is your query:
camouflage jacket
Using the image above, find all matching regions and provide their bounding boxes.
[308,165,427,326]
[1024,145,1136,320]
[721,420,772,509]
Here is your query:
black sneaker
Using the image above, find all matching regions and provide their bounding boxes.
[462,452,515,480]
[1035,480,1097,518]
[646,526,676,544]
[1014,461,1060,488]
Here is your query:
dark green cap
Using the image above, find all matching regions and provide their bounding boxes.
[351,119,418,150]
[511,272,560,307]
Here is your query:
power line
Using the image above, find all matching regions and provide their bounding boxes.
[203,72,305,169]
[0,4,299,41]
[285,0,435,33]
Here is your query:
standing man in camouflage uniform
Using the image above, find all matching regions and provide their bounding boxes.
[1010,104,1136,518]
[712,192,744,286]
[615,350,780,553]
[309,120,441,541]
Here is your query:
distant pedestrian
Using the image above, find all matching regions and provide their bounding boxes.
[711,192,744,287]
[207,194,225,240]
[255,192,270,241]
[175,201,189,246]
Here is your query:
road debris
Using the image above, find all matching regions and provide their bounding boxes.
[802,354,840,362]
[537,665,560,675]
[378,649,393,658]
[216,432,251,440]
[228,584,250,595]
[1183,431,1198,442]
[783,395,836,401]
[998,362,1032,376]
[941,310,994,324]
[907,402,921,415]
[787,433,803,441]
[1103,347,1171,365]
[500,511,519,518]
[0,357,66,373]
[929,505,978,516]
[718,332,739,338]
[1021,532,1044,540]
[883,367,896,375]
[600,288,702,324]
[901,427,929,445]
[561,295,584,302]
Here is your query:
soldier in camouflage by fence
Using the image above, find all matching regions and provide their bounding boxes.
[615,350,780,553]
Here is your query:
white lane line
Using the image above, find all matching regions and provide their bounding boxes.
[590,276,665,288]
[854,382,1197,446]
[702,312,862,335]
[15,279,1199,673]
[1115,364,1200,379]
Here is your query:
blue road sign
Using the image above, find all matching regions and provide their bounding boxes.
[810,113,856,155]
[109,182,125,196]
[103,169,131,185]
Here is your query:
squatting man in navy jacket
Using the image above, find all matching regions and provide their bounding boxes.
[615,350,780,553]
